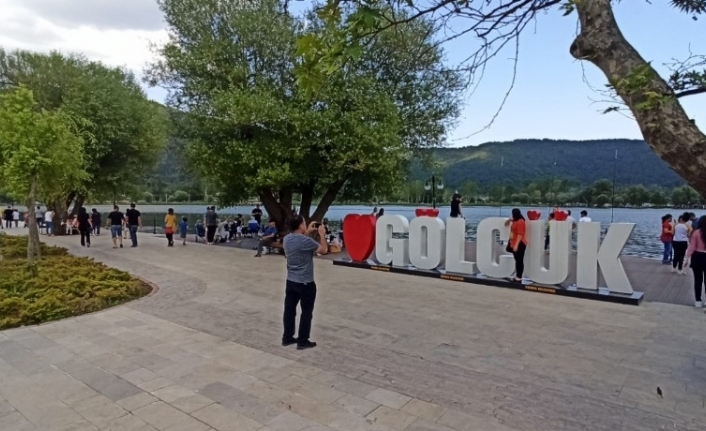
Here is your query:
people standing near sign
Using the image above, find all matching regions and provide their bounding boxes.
[660,214,674,264]
[545,212,555,250]
[505,208,528,282]
[672,215,691,274]
[450,194,463,218]
[125,203,142,247]
[686,215,706,308]
[282,216,328,350]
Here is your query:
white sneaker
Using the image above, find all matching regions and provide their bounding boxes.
[696,301,703,308]
[671,267,677,273]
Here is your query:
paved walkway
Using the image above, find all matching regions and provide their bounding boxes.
[1,232,706,431]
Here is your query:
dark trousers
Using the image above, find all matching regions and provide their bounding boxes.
[256,237,275,255]
[673,241,688,270]
[129,225,138,246]
[513,242,527,278]
[93,224,100,235]
[79,228,91,246]
[692,252,706,302]
[283,280,317,342]
[166,232,174,245]
[4,219,10,228]
[206,226,217,243]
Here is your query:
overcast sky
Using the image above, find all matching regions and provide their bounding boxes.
[0,0,703,147]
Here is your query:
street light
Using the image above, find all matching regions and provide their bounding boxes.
[424,175,445,209]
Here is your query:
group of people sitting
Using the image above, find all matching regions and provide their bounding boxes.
[192,213,342,257]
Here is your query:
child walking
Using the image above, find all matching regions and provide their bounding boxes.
[179,217,189,246]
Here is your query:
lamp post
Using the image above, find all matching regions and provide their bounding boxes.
[424,175,445,209]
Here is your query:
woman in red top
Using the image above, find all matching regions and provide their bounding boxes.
[508,208,528,282]
[660,214,674,264]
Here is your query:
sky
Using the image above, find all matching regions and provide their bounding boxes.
[0,0,703,147]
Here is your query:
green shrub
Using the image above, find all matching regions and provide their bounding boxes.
[0,235,150,330]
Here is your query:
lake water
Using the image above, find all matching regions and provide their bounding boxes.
[88,204,690,260]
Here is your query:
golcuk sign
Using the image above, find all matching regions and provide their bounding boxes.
[343,213,635,295]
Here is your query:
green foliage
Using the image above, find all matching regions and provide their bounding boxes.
[148,0,460,222]
[172,190,188,202]
[0,87,87,203]
[0,49,167,205]
[410,139,684,191]
[0,235,149,329]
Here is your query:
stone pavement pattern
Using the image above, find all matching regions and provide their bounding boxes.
[1,233,706,431]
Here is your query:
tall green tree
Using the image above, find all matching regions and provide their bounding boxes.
[0,87,86,269]
[148,0,461,226]
[297,0,706,197]
[0,49,167,215]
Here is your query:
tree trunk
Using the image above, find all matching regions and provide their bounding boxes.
[258,189,293,232]
[69,194,86,218]
[570,0,706,195]
[310,181,345,222]
[299,182,315,220]
[26,177,40,274]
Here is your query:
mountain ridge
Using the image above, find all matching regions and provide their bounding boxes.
[414,138,684,189]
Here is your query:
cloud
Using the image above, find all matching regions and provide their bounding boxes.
[13,0,164,31]
[0,0,168,95]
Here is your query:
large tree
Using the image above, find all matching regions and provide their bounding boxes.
[0,87,86,269]
[0,49,167,217]
[147,0,461,227]
[297,0,706,196]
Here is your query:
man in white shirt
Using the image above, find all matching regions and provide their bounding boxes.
[579,210,592,222]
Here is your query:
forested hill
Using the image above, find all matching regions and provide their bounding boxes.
[413,139,685,189]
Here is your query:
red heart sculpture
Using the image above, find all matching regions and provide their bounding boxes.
[415,208,440,217]
[554,210,568,221]
[527,210,541,221]
[343,214,376,262]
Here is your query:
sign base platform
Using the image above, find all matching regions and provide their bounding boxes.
[332,259,644,306]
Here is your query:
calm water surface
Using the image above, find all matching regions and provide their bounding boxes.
[90,204,693,259]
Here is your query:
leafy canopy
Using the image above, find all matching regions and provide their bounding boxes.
[0,87,86,204]
[148,0,461,218]
[0,49,167,203]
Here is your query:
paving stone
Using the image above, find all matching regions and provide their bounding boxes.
[72,394,129,428]
[400,399,446,422]
[117,392,159,412]
[169,393,215,414]
[5,231,706,431]
[53,420,100,431]
[56,359,142,402]
[133,401,194,430]
[151,385,195,403]
[332,394,379,417]
[364,389,411,410]
[278,376,346,404]
[366,406,416,430]
[190,403,262,431]
[310,372,377,398]
[266,411,319,431]
[104,413,158,431]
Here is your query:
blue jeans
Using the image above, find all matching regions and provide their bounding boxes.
[662,241,673,263]
[110,225,122,238]
[129,224,138,246]
[45,222,53,235]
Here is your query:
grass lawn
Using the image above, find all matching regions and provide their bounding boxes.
[0,234,151,330]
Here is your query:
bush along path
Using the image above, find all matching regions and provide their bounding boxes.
[0,234,151,330]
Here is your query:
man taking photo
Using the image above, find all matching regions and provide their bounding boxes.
[281,216,327,350]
